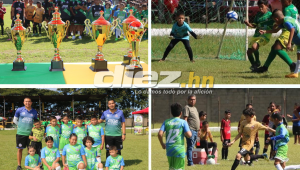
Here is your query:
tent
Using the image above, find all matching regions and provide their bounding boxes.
[132,107,148,135]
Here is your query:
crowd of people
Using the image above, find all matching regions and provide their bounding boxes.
[0,0,148,40]
[12,97,126,170]
[158,94,300,170]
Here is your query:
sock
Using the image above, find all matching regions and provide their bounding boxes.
[248,52,255,65]
[78,31,80,35]
[294,60,300,73]
[284,165,300,170]
[98,169,103,170]
[222,148,225,159]
[263,148,268,153]
[56,166,61,170]
[231,159,240,170]
[225,148,229,159]
[71,31,74,36]
[97,157,101,163]
[79,169,85,170]
[276,164,284,170]
[250,154,264,160]
[264,49,277,67]
[254,50,260,63]
[255,147,260,155]
[276,49,293,65]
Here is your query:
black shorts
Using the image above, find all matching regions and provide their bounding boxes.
[293,126,300,135]
[238,148,251,157]
[33,22,42,27]
[223,139,231,146]
[61,17,72,23]
[74,17,86,25]
[105,136,123,150]
[16,134,30,149]
[25,19,33,26]
[0,18,3,25]
[264,134,270,145]
[238,138,242,147]
[30,141,42,156]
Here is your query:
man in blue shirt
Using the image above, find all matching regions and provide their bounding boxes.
[99,99,126,158]
[13,97,38,170]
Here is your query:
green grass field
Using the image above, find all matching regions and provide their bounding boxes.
[151,122,240,129]
[152,130,300,170]
[0,6,148,64]
[0,129,148,170]
[152,22,243,29]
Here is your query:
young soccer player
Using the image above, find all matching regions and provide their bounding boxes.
[83,136,104,170]
[159,12,201,63]
[73,116,87,145]
[41,136,61,170]
[228,108,275,170]
[221,110,231,160]
[42,0,49,21]
[134,5,142,20]
[91,0,104,21]
[62,133,87,170]
[198,121,217,159]
[254,0,298,77]
[199,111,207,129]
[25,145,42,170]
[29,119,45,157]
[25,0,36,28]
[105,145,125,170]
[244,0,274,70]
[158,103,192,170]
[45,116,60,149]
[262,107,271,154]
[72,0,87,39]
[87,115,104,163]
[57,0,72,38]
[104,1,112,22]
[267,113,290,170]
[287,103,300,144]
[0,1,6,36]
[12,0,25,25]
[59,115,74,154]
[32,1,44,36]
[113,2,127,40]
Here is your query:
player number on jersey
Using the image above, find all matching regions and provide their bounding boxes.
[166,129,179,144]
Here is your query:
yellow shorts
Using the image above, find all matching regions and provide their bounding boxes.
[248,36,269,47]
[277,30,290,48]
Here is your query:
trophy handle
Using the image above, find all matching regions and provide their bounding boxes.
[84,19,93,39]
[110,18,122,37]
[42,21,50,38]
[25,27,31,41]
[5,27,12,41]
[141,18,148,26]
[64,20,70,38]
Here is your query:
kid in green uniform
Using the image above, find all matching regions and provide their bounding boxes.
[134,5,142,20]
[268,113,289,170]
[105,145,125,170]
[24,145,42,170]
[45,116,60,149]
[244,0,274,70]
[104,1,112,22]
[83,136,104,170]
[73,116,87,145]
[29,119,45,157]
[113,3,127,40]
[158,103,192,170]
[41,136,61,170]
[59,115,74,154]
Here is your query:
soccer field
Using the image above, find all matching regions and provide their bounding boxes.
[0,6,148,64]
[0,129,148,170]
[152,130,300,170]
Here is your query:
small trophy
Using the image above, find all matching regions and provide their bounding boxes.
[121,10,139,66]
[43,7,70,71]
[85,11,118,72]
[125,20,146,78]
[10,14,30,71]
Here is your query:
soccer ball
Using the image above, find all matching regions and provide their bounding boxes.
[226,11,238,22]
[206,158,216,165]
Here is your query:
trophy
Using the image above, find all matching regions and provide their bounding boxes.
[43,7,70,71]
[9,14,30,71]
[121,10,139,66]
[85,11,118,72]
[125,20,146,78]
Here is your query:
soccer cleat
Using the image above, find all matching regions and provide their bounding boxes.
[79,36,82,40]
[252,66,268,73]
[115,38,118,41]
[262,153,269,161]
[290,62,296,72]
[285,73,298,78]
[159,59,165,62]
[16,165,22,170]
[239,159,245,165]
[190,60,195,63]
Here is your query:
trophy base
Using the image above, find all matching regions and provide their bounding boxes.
[121,56,140,66]
[49,60,65,71]
[90,59,109,72]
[125,65,143,78]
[12,61,27,71]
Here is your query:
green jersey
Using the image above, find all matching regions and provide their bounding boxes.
[30,127,45,142]
[281,17,300,45]
[41,146,60,165]
[73,126,87,145]
[60,123,74,139]
[252,11,274,40]
[62,144,85,168]
[141,9,148,20]
[25,154,41,169]
[135,11,142,20]
[84,147,98,170]
[46,126,60,148]
[284,4,298,19]
[160,117,191,158]
[105,155,125,170]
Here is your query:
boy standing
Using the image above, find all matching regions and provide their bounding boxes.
[45,116,60,149]
[25,0,36,28]
[72,0,87,39]
[0,1,6,36]
[73,116,87,145]
[158,103,192,170]
[113,2,127,40]
[221,110,231,160]
[33,1,44,36]
[29,119,45,157]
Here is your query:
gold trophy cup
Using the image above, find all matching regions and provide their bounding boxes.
[125,20,146,78]
[121,9,139,66]
[10,14,30,71]
[43,7,70,71]
[85,11,118,72]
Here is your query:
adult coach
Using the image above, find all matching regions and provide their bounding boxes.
[98,99,126,158]
[183,94,200,166]
[13,97,38,170]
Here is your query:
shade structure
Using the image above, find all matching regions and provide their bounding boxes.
[132,107,148,115]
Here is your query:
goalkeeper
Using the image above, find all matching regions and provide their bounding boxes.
[159,12,201,63]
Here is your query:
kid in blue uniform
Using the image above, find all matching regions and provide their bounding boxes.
[59,115,74,154]
[105,145,125,170]
[41,136,61,170]
[25,145,42,170]
[83,136,104,170]
[73,116,87,146]
[45,116,60,149]
[87,115,104,163]
[113,2,127,40]
[159,12,200,63]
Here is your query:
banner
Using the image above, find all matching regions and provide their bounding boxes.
[134,114,143,135]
